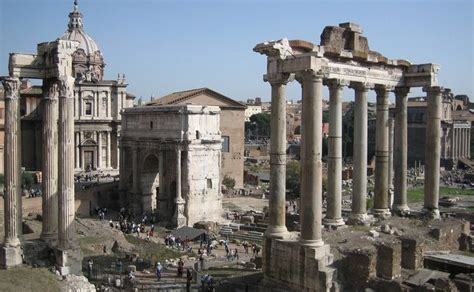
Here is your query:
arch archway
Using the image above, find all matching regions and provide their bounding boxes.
[140,153,160,213]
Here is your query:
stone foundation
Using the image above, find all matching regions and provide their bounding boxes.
[376,240,401,280]
[263,237,335,291]
[0,245,23,269]
[346,248,376,289]
[55,247,83,275]
[401,236,425,270]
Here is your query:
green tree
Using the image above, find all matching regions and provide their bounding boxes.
[22,172,35,190]
[286,160,300,199]
[222,175,236,190]
[249,113,271,137]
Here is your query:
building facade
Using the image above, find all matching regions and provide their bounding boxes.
[19,1,134,172]
[120,105,223,227]
[148,88,246,188]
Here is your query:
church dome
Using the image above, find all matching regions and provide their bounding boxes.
[59,1,104,81]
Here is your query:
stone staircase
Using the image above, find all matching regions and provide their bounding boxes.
[133,269,201,291]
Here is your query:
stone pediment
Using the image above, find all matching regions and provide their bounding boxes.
[148,88,246,109]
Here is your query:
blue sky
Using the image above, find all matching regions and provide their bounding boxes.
[1,0,472,103]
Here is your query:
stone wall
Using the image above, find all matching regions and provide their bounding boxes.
[220,109,245,188]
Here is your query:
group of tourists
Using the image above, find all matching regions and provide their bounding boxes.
[164,235,192,252]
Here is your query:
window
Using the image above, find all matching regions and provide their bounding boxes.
[222,136,230,152]
[207,179,212,189]
[85,102,92,116]
[150,121,153,129]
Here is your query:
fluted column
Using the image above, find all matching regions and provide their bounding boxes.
[40,80,59,244]
[393,87,410,214]
[173,148,186,227]
[132,146,139,193]
[323,78,347,227]
[97,131,102,169]
[107,131,111,168]
[265,73,292,239]
[58,76,76,250]
[1,77,23,268]
[423,86,442,219]
[296,70,324,246]
[348,82,373,225]
[373,85,393,218]
[74,132,80,170]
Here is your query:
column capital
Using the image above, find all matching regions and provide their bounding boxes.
[59,76,75,98]
[324,78,349,90]
[264,73,294,85]
[394,86,410,97]
[1,77,21,99]
[44,81,60,100]
[423,85,444,94]
[295,69,324,84]
[349,81,374,92]
[374,84,395,96]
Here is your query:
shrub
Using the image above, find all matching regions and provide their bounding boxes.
[222,175,236,189]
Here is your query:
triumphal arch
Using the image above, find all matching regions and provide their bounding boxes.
[120,105,223,227]
[254,22,442,290]
[1,40,82,274]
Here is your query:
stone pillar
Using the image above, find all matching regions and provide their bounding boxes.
[173,148,186,227]
[388,118,394,189]
[323,78,347,227]
[97,131,102,169]
[1,77,23,268]
[423,86,443,219]
[373,85,392,218]
[296,70,324,246]
[393,87,410,215]
[132,146,139,193]
[348,82,373,225]
[265,73,292,239]
[468,127,471,158]
[57,76,76,250]
[158,150,164,206]
[40,80,59,244]
[74,132,80,170]
[107,131,111,168]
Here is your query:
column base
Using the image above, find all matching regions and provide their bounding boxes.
[372,208,392,219]
[55,246,83,276]
[299,238,324,247]
[0,245,23,269]
[392,204,410,216]
[40,232,58,246]
[264,225,289,239]
[347,213,374,226]
[323,217,345,227]
[422,208,440,219]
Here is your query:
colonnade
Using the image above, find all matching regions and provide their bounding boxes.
[74,130,114,170]
[264,71,443,244]
[1,76,77,268]
[452,126,471,158]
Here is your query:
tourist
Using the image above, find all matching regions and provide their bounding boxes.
[155,262,162,281]
[234,248,239,261]
[87,259,93,279]
[186,269,193,292]
[177,258,184,277]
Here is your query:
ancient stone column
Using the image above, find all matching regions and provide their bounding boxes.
[323,78,347,227]
[97,131,102,169]
[296,70,324,246]
[265,73,292,239]
[107,131,111,168]
[373,85,392,218]
[158,150,165,205]
[348,82,373,225]
[423,86,443,219]
[393,87,410,215]
[1,77,23,268]
[388,118,394,189]
[132,146,139,193]
[74,132,79,170]
[40,80,59,244]
[58,76,76,250]
[173,148,186,227]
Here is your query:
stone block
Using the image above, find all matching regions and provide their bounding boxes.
[127,265,137,272]
[401,236,425,270]
[376,241,402,280]
[346,248,376,289]
[55,247,83,275]
[0,245,23,269]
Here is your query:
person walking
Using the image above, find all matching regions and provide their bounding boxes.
[186,269,193,292]
[155,262,162,281]
[177,259,184,277]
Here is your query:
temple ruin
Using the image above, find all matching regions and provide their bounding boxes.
[254,22,442,290]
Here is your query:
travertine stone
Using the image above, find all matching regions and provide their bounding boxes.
[324,78,348,227]
[348,82,374,225]
[58,76,76,250]
[265,73,292,239]
[423,86,443,219]
[173,149,186,228]
[393,87,410,215]
[41,80,59,244]
[373,85,393,218]
[296,70,325,246]
[1,77,23,268]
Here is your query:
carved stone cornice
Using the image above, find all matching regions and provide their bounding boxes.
[324,78,349,90]
[59,76,75,98]
[295,69,324,84]
[264,73,294,85]
[1,77,21,100]
[394,86,410,98]
[349,81,374,92]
